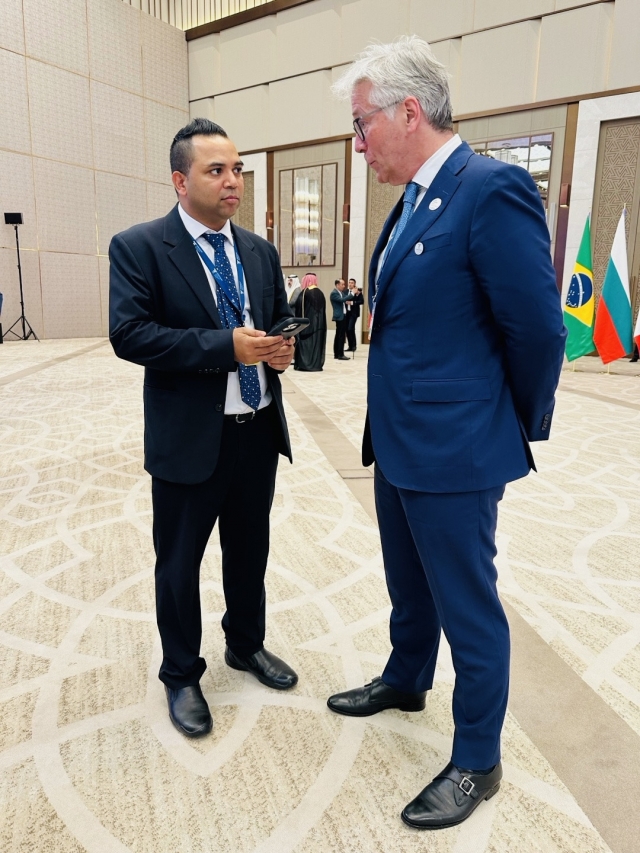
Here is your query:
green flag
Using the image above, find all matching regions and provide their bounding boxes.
[563,216,595,361]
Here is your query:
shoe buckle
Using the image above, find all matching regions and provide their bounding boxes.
[458,776,475,797]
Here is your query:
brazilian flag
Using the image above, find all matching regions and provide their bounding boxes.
[564,215,595,361]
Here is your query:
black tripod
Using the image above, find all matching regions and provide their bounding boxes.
[2,213,38,342]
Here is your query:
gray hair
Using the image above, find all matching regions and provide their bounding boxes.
[332,35,452,132]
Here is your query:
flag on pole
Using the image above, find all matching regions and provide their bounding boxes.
[594,209,632,364]
[563,215,594,360]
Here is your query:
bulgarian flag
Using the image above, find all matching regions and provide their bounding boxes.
[594,210,632,364]
[563,215,594,360]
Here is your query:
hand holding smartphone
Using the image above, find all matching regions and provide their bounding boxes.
[266,317,310,339]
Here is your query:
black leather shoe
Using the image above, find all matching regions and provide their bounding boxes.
[165,684,213,738]
[225,647,298,690]
[401,761,502,829]
[334,355,350,361]
[327,676,427,717]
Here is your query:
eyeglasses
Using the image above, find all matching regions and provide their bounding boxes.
[352,101,402,142]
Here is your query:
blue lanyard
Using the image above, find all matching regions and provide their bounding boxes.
[192,237,246,318]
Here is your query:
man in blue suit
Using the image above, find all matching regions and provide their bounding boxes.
[328,37,566,829]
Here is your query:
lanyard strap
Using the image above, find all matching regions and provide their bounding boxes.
[192,238,246,317]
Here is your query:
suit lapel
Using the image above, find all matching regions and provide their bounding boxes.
[164,206,221,327]
[232,225,264,331]
[372,142,474,310]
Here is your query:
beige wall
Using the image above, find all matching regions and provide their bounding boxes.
[188,0,626,151]
[0,0,188,339]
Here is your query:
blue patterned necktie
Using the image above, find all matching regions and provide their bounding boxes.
[382,180,420,267]
[202,232,262,411]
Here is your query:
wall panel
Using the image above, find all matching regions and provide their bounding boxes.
[0,0,188,338]
[473,0,553,30]
[218,19,276,94]
[340,0,410,62]
[33,160,97,256]
[0,151,38,251]
[91,82,146,178]
[608,0,640,91]
[0,0,25,53]
[409,0,474,43]
[27,60,93,168]
[87,0,143,94]
[0,50,31,156]
[536,4,613,102]
[457,20,540,115]
[23,0,89,75]
[269,72,333,148]
[213,86,269,152]
[39,253,102,339]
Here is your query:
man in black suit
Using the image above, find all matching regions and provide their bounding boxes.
[109,119,298,738]
[345,278,364,352]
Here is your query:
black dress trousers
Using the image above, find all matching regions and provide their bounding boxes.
[334,318,347,358]
[152,405,280,689]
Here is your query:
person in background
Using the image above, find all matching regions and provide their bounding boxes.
[293,273,327,372]
[285,274,301,306]
[345,278,364,353]
[330,278,352,361]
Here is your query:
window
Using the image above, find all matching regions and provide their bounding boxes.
[472,134,553,206]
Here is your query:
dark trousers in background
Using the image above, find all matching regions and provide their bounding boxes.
[374,463,509,770]
[152,406,280,689]
[346,313,358,351]
[333,318,347,358]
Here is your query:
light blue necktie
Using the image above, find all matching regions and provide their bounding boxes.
[382,181,420,268]
[203,233,262,412]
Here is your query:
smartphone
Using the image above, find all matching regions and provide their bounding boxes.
[267,317,310,339]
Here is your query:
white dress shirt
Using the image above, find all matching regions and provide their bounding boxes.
[376,133,463,282]
[178,204,271,414]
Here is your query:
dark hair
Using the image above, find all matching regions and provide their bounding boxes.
[335,279,344,286]
[349,278,356,284]
[170,118,228,175]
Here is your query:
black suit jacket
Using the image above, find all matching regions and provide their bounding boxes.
[347,291,364,320]
[109,205,293,485]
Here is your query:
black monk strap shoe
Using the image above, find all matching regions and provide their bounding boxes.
[165,684,213,738]
[401,761,503,830]
[225,647,298,690]
[327,676,427,717]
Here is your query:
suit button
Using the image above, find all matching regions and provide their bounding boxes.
[373,324,381,332]
[214,368,220,373]
[215,403,222,411]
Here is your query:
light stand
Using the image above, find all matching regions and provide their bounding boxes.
[2,212,38,342]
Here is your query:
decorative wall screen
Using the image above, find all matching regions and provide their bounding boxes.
[279,164,337,267]
[472,135,553,206]
[233,171,254,232]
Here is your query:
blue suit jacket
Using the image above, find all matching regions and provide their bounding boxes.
[363,142,566,493]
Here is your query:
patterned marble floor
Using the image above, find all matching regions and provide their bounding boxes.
[0,338,637,853]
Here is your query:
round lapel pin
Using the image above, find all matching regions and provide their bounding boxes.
[415,242,424,255]
[429,198,442,211]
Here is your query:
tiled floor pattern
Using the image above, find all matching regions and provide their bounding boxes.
[288,353,640,743]
[1,339,637,852]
